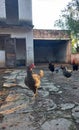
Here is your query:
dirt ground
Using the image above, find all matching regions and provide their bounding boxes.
[0,64,79,130]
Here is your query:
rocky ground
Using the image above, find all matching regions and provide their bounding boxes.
[0,64,79,130]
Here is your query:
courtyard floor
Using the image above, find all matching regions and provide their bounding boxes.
[0,64,79,130]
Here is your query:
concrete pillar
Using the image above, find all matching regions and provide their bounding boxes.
[66,40,71,63]
[25,30,34,66]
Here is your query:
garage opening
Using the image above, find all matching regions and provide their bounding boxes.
[34,39,69,63]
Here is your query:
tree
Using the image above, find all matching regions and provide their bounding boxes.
[54,0,79,53]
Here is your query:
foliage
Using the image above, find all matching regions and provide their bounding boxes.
[54,0,79,53]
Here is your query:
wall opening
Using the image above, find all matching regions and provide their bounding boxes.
[16,39,26,66]
[0,38,5,50]
[5,0,19,24]
[34,39,69,63]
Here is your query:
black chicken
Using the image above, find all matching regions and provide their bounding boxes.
[48,62,54,73]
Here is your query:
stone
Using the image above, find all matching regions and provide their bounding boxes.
[72,106,79,123]
[60,103,75,110]
[41,118,76,130]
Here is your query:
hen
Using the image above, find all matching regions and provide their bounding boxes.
[48,62,54,73]
[61,65,72,78]
[24,64,44,97]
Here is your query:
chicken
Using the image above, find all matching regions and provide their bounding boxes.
[61,65,72,78]
[32,70,44,88]
[72,59,78,71]
[24,64,44,97]
[48,62,54,73]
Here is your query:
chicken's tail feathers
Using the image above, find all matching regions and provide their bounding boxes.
[39,70,44,78]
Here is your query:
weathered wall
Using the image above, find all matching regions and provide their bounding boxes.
[66,41,71,63]
[0,0,33,67]
[26,30,34,65]
[33,29,70,40]
[33,29,71,63]
[5,38,16,67]
[0,28,34,67]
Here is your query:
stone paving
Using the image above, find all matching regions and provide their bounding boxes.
[0,66,79,130]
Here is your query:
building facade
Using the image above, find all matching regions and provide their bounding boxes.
[33,29,71,63]
[0,0,34,68]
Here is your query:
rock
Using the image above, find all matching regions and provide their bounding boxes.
[3,83,17,88]
[41,118,77,130]
[60,103,75,110]
[43,99,57,111]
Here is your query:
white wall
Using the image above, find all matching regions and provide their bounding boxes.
[0,50,5,67]
[26,30,34,65]
[0,28,34,65]
[0,0,6,19]
[0,28,28,38]
[18,0,32,21]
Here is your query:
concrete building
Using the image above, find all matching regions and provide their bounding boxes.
[33,29,71,64]
[0,0,34,68]
[0,0,72,68]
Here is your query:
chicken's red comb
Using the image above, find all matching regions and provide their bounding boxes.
[29,63,35,69]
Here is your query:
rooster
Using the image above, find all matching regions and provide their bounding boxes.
[48,62,54,73]
[24,64,44,97]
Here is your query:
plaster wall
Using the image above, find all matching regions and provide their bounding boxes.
[0,50,5,67]
[26,30,34,65]
[0,28,34,66]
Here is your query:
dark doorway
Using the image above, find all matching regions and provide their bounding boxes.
[16,39,26,66]
[34,39,69,63]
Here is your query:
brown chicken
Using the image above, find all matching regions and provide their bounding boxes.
[24,64,44,97]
